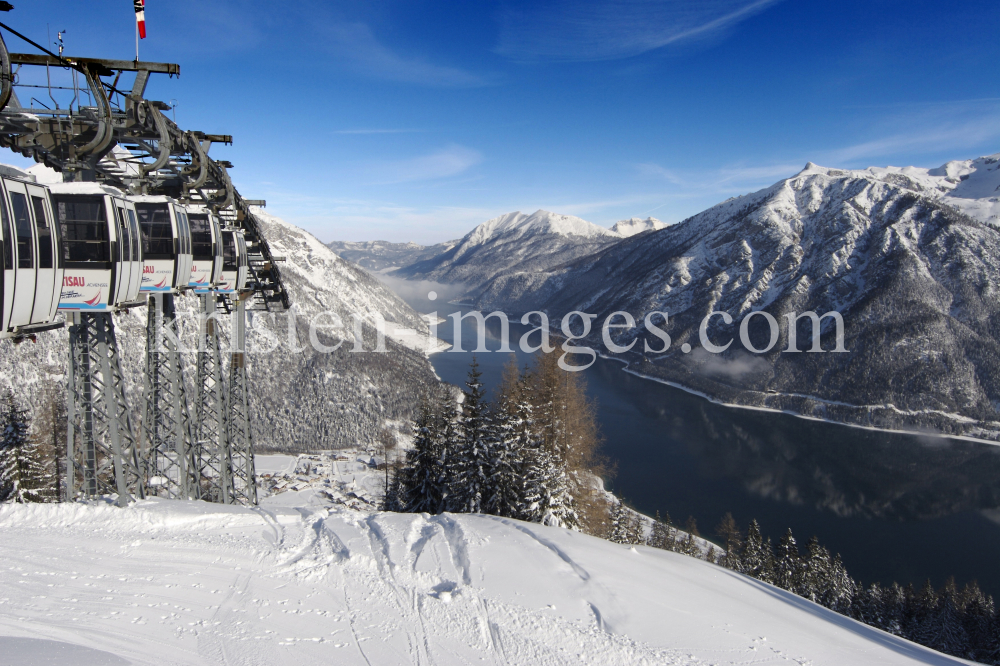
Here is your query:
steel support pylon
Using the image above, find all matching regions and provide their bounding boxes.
[143,293,199,499]
[66,312,145,506]
[196,294,232,503]
[228,296,257,505]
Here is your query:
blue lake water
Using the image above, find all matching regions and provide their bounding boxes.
[395,285,1000,597]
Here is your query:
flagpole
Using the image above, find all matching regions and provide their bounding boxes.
[135,20,139,61]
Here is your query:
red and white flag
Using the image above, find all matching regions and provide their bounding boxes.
[134,0,146,39]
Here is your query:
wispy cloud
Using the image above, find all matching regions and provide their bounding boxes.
[496,0,782,62]
[322,22,493,87]
[374,145,483,184]
[825,105,1000,165]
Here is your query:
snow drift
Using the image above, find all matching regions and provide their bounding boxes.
[0,494,971,666]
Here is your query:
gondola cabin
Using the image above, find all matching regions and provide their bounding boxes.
[0,167,63,338]
[50,184,143,312]
[217,228,248,294]
[185,207,223,292]
[131,196,193,293]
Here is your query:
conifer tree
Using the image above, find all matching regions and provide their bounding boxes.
[774,528,800,591]
[741,520,774,583]
[484,359,527,518]
[448,358,492,514]
[648,511,673,550]
[823,554,856,613]
[909,580,939,645]
[0,390,47,503]
[961,582,998,662]
[883,582,907,637]
[928,578,970,658]
[800,537,833,603]
[401,397,451,514]
[608,501,631,544]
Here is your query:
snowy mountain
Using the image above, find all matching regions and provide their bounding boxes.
[0,200,443,451]
[394,210,621,298]
[0,495,968,666]
[610,216,668,237]
[327,238,459,272]
[472,155,1000,441]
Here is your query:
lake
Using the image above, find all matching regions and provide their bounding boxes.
[393,283,1000,598]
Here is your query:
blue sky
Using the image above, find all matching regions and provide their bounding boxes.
[4,1,999,244]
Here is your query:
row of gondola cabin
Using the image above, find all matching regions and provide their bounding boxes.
[186,206,224,292]
[0,166,62,338]
[217,227,249,294]
[130,195,193,294]
[49,183,143,311]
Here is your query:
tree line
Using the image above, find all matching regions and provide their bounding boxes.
[615,506,1000,664]
[383,354,609,534]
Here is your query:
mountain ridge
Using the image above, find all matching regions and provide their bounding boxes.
[462,153,1000,440]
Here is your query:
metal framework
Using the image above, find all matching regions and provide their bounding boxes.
[196,294,232,503]
[0,26,289,506]
[66,312,144,506]
[228,296,257,505]
[143,293,199,500]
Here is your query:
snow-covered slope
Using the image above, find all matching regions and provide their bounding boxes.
[394,210,621,297]
[611,216,668,237]
[0,498,968,666]
[0,194,443,451]
[472,156,1000,440]
[853,153,1000,226]
[327,238,460,273]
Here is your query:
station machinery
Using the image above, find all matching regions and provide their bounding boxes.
[0,10,290,507]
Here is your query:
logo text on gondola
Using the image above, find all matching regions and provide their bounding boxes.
[63,276,85,287]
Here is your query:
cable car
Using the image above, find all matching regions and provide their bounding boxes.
[131,196,193,293]
[185,206,223,292]
[50,183,143,311]
[0,167,63,338]
[216,228,248,294]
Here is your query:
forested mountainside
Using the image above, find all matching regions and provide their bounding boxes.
[469,159,1000,440]
[0,209,442,452]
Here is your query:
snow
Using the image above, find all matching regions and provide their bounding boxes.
[799,152,1000,227]
[466,210,618,245]
[610,217,668,237]
[0,495,969,665]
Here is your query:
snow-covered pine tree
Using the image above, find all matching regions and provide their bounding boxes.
[401,398,450,514]
[960,582,998,663]
[773,528,800,591]
[927,578,971,658]
[648,511,673,550]
[484,360,527,518]
[822,554,856,614]
[883,582,907,637]
[608,501,630,544]
[447,358,492,514]
[850,583,885,630]
[799,536,833,603]
[715,513,743,571]
[513,360,577,529]
[907,580,939,645]
[741,520,775,584]
[0,390,47,503]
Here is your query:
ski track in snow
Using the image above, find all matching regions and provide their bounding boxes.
[0,497,973,666]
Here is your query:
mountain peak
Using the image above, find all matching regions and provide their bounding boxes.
[611,217,668,237]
